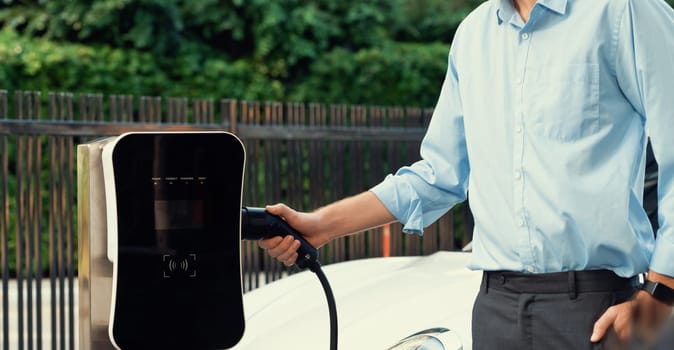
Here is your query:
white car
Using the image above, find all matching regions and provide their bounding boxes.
[232,251,481,350]
[232,249,674,350]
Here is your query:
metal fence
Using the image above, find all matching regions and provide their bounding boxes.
[0,89,473,350]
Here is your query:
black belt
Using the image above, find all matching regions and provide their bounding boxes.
[483,270,641,299]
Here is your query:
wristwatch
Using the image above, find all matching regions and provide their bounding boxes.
[641,280,674,306]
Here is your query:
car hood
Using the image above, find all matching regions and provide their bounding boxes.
[232,251,480,350]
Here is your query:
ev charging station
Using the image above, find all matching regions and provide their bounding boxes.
[79,132,247,349]
[78,131,328,350]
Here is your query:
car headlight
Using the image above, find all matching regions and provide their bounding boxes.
[387,327,463,350]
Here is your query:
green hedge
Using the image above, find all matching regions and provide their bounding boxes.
[292,42,449,107]
[0,29,283,100]
[0,29,448,107]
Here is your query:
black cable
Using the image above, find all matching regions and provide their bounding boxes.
[310,262,338,350]
[241,208,338,350]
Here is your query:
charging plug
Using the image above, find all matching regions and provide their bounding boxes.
[241,207,319,270]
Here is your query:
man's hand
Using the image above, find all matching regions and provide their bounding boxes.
[591,271,674,347]
[257,203,329,266]
[633,290,674,343]
[590,296,635,346]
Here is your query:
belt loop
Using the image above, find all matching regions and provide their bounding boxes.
[483,272,490,294]
[568,271,577,300]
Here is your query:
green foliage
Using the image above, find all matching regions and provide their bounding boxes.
[293,42,449,107]
[0,0,474,106]
[393,0,483,42]
[0,29,282,100]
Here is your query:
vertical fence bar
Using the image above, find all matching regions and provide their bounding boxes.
[111,95,135,123]
[24,91,42,350]
[167,97,188,124]
[56,93,66,350]
[260,102,282,283]
[348,106,367,259]
[193,99,214,124]
[15,91,26,350]
[0,89,9,350]
[47,92,57,350]
[166,98,175,123]
[307,103,326,212]
[80,94,104,122]
[57,93,68,350]
[24,94,35,350]
[65,94,76,350]
[285,103,302,209]
[30,94,43,350]
[367,107,382,257]
[139,97,148,122]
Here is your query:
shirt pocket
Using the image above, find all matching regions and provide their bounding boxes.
[525,63,600,141]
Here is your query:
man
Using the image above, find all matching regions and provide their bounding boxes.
[259,0,674,349]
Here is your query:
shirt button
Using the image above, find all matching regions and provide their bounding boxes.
[514,171,522,180]
[521,32,530,40]
[517,219,525,227]
[515,125,522,133]
[527,265,535,273]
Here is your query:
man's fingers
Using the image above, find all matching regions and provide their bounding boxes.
[265,235,296,258]
[259,235,301,266]
[592,300,636,344]
[276,240,301,263]
[592,307,616,342]
[266,203,293,218]
[282,252,299,267]
[258,236,283,250]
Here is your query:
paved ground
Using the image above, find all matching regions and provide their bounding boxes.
[2,279,79,350]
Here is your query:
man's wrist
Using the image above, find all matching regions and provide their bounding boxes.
[642,280,674,306]
[643,270,674,306]
[646,270,674,289]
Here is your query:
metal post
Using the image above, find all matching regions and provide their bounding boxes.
[77,138,116,350]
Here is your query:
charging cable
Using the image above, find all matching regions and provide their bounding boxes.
[241,207,338,350]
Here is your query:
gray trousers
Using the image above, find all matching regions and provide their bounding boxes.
[472,271,638,350]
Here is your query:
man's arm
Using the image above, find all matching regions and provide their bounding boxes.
[592,0,674,344]
[260,191,396,266]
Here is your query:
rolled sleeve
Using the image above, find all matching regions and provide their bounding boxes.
[370,176,425,235]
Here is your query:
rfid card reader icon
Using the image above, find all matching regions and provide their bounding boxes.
[162,253,197,278]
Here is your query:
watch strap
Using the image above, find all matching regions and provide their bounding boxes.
[642,280,674,306]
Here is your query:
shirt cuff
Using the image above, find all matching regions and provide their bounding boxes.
[650,233,674,277]
[369,176,425,236]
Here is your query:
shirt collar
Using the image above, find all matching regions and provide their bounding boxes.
[537,0,568,15]
[496,0,568,25]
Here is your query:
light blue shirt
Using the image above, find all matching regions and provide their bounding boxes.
[370,0,674,278]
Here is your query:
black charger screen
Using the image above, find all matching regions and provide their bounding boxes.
[154,200,205,230]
